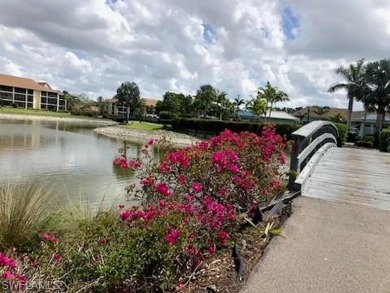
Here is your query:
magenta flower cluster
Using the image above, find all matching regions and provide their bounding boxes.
[0,252,26,285]
[115,126,287,268]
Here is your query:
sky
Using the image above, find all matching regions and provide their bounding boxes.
[1,0,390,110]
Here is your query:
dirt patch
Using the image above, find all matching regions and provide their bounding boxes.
[179,202,293,293]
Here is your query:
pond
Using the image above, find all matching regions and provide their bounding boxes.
[0,119,145,211]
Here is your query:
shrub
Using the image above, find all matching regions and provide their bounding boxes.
[0,182,57,251]
[356,135,375,148]
[170,118,299,140]
[158,111,174,119]
[379,128,390,152]
[334,123,348,147]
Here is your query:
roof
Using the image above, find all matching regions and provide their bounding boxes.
[142,98,158,107]
[292,107,349,119]
[0,73,61,93]
[292,107,390,122]
[267,110,299,120]
[238,110,298,121]
[109,96,158,107]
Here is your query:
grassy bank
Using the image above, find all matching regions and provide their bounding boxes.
[120,121,163,131]
[0,107,72,117]
[0,107,106,121]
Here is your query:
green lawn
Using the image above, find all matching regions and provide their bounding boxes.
[121,121,163,131]
[0,107,100,120]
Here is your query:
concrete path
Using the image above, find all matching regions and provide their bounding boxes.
[241,196,390,293]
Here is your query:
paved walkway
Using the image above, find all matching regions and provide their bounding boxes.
[241,196,390,293]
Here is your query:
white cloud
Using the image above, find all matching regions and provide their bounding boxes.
[0,0,390,111]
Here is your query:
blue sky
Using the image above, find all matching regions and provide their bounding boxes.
[282,6,299,40]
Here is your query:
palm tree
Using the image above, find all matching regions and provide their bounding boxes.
[246,96,267,121]
[116,81,140,123]
[257,81,289,118]
[195,85,216,117]
[214,89,227,120]
[328,59,365,131]
[233,95,245,114]
[358,59,390,137]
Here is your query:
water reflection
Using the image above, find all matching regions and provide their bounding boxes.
[0,119,145,211]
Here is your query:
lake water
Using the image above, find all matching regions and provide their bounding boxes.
[0,119,144,211]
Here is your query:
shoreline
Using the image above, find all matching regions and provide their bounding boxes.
[93,126,201,147]
[0,113,117,125]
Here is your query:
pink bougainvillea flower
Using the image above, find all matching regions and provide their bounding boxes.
[41,233,58,244]
[165,228,181,245]
[178,174,187,185]
[208,244,216,255]
[1,270,16,280]
[140,176,154,187]
[217,230,230,245]
[53,252,63,263]
[156,182,172,197]
[192,182,203,193]
[159,162,170,173]
[0,253,17,268]
[230,164,239,173]
[119,210,132,221]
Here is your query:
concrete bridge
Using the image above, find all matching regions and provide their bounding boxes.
[242,121,390,293]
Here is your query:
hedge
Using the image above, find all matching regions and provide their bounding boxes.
[169,118,300,140]
[379,128,390,152]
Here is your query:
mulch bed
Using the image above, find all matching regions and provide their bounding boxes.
[179,201,293,293]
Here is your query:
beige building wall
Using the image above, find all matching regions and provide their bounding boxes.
[33,90,41,109]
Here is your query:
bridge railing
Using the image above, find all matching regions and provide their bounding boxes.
[288,121,339,191]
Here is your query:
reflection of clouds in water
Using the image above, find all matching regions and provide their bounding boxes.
[0,120,137,209]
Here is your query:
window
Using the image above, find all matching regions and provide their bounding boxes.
[0,85,12,92]
[14,87,26,94]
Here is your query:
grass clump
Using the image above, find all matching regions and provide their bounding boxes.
[0,182,57,251]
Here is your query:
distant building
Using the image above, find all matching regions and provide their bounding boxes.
[0,73,65,111]
[106,96,158,117]
[291,107,390,136]
[237,110,299,125]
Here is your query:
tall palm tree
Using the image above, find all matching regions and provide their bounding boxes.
[328,59,365,130]
[214,89,227,120]
[257,81,289,118]
[195,84,215,117]
[358,59,390,136]
[233,95,245,114]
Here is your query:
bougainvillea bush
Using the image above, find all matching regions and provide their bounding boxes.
[0,127,287,292]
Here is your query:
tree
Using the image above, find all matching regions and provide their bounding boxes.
[116,81,140,123]
[233,95,245,115]
[313,106,330,119]
[246,96,267,121]
[330,112,346,123]
[213,89,228,120]
[194,85,216,117]
[155,92,193,118]
[328,59,365,131]
[358,59,390,137]
[257,81,289,118]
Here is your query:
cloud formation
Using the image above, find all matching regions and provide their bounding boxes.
[1,0,390,110]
